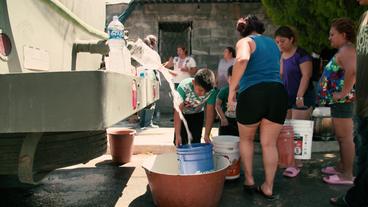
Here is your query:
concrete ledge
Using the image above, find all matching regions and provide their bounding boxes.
[133,145,176,154]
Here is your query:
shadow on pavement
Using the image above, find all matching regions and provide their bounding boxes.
[0,162,135,207]
[128,153,350,207]
[128,184,155,207]
[220,153,351,207]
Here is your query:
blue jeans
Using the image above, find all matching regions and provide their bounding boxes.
[353,117,368,178]
[139,104,155,127]
[345,116,368,207]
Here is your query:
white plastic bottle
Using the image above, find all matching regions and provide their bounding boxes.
[107,16,125,73]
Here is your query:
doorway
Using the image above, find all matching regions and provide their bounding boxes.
[158,22,192,62]
[157,22,192,113]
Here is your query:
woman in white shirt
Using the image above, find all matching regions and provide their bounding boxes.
[217,47,236,89]
[164,46,197,88]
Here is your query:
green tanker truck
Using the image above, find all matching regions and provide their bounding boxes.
[0,0,158,186]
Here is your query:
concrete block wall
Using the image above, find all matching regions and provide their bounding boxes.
[106,3,129,25]
[121,2,277,114]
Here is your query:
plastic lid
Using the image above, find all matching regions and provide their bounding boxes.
[112,16,119,21]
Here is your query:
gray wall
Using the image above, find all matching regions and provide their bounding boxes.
[106,3,129,26]
[122,2,277,114]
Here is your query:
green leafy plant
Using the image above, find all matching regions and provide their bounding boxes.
[261,0,365,53]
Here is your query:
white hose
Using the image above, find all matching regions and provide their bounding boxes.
[39,0,108,40]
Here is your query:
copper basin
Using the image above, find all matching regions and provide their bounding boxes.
[142,153,230,207]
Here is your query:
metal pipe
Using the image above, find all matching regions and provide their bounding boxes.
[71,40,109,71]
[39,0,108,39]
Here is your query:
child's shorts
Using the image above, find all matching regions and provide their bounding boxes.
[219,117,239,136]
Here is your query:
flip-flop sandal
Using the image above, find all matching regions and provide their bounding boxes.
[256,186,279,201]
[330,196,348,206]
[283,167,300,178]
[321,166,339,175]
[323,175,354,185]
[243,184,256,194]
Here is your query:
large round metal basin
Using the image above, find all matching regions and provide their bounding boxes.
[312,107,335,141]
[142,153,230,207]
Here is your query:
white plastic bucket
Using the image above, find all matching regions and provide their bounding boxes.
[284,119,314,160]
[212,136,240,180]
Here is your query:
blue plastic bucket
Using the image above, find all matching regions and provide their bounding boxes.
[177,143,214,174]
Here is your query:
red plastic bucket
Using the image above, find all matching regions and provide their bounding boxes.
[107,128,136,165]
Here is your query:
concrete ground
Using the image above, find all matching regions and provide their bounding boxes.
[0,114,347,207]
[0,153,350,207]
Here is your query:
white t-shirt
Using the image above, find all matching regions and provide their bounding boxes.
[172,56,196,83]
[217,58,235,88]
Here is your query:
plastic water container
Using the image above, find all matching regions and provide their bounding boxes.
[107,16,131,73]
[225,102,237,118]
[138,68,147,106]
[177,143,214,174]
[212,136,240,180]
[277,125,295,168]
[108,16,124,40]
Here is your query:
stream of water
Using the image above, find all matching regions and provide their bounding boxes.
[128,39,193,145]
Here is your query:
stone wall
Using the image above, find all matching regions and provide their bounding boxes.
[122,2,277,114]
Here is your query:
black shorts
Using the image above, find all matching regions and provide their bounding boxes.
[173,111,204,145]
[219,117,239,136]
[330,102,354,118]
[236,82,288,125]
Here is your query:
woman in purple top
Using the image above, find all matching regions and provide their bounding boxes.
[275,26,315,178]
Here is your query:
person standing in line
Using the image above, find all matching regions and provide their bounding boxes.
[228,14,288,200]
[139,34,160,127]
[274,26,315,178]
[317,18,356,185]
[330,0,368,206]
[163,45,197,89]
[216,66,239,136]
[143,34,157,50]
[217,47,236,89]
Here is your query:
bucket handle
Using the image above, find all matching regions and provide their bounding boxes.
[222,155,230,161]
[214,147,236,151]
[215,154,230,162]
[218,155,231,168]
